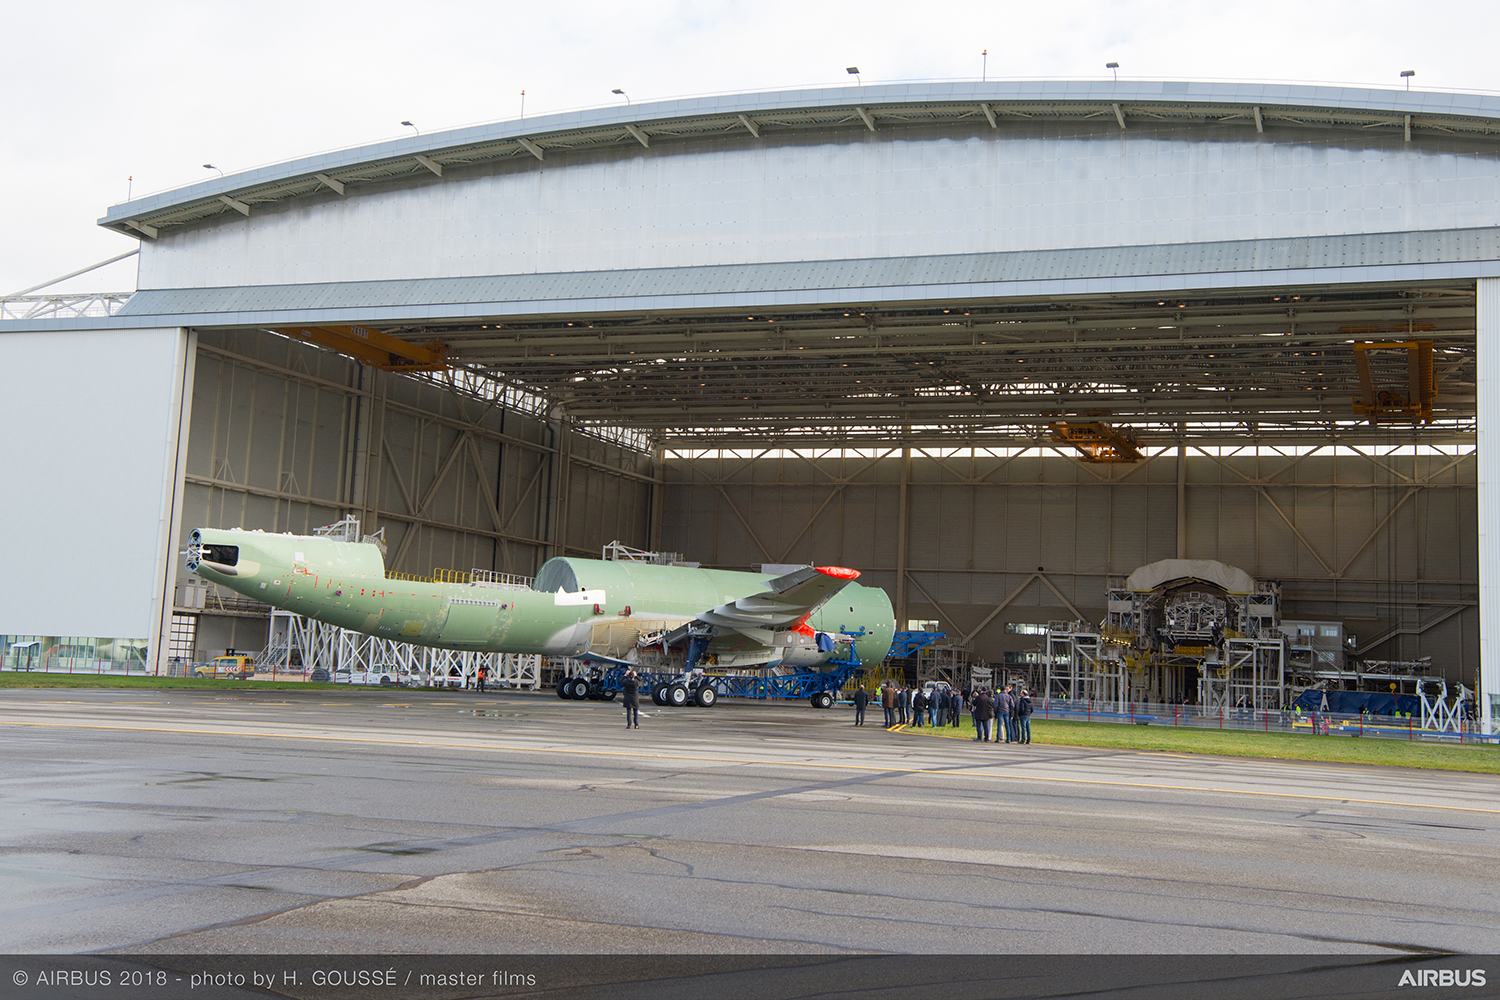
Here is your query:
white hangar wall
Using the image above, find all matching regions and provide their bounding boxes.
[0,327,193,668]
[135,124,1500,289]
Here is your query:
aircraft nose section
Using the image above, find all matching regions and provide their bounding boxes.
[186,528,246,577]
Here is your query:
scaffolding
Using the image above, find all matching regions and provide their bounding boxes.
[1048,563,1320,713]
[1201,636,1287,711]
[1044,623,1129,709]
[260,609,540,689]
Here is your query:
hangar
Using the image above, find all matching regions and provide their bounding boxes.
[1,80,1495,727]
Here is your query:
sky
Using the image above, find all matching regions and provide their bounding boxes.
[4,0,1498,297]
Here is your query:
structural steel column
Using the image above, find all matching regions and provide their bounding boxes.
[1177,442,1188,559]
[347,365,386,530]
[1478,278,1500,734]
[550,417,573,559]
[895,443,912,629]
[148,329,197,675]
[649,444,666,552]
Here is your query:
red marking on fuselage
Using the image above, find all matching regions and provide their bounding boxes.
[816,566,860,580]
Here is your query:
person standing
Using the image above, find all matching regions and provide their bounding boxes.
[476,662,488,694]
[881,682,896,728]
[1017,687,1034,744]
[897,685,909,726]
[993,685,1012,742]
[1006,684,1022,743]
[972,688,994,742]
[622,669,640,729]
[853,685,869,726]
[912,688,927,727]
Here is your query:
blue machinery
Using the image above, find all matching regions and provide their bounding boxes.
[556,630,947,708]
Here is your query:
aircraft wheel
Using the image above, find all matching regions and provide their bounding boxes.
[811,691,834,709]
[601,689,617,702]
[585,682,603,700]
[568,678,591,700]
[667,683,689,707]
[694,684,717,708]
[652,683,669,706]
[556,677,573,698]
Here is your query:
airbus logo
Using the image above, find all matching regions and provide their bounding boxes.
[1398,969,1486,987]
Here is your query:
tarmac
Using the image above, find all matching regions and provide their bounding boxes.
[2,686,1498,954]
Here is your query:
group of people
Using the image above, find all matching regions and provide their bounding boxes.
[852,683,968,727]
[853,681,1031,743]
[968,683,1033,744]
[611,670,1034,741]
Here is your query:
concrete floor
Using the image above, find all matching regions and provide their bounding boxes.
[2,687,1498,956]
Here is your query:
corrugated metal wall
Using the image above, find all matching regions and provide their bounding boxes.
[181,329,654,582]
[662,450,1477,682]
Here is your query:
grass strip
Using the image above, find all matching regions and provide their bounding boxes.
[905,717,1500,775]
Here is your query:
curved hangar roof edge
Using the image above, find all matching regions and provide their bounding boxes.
[100,80,1500,240]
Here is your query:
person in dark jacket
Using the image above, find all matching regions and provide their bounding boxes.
[1017,688,1034,743]
[622,669,640,729]
[1005,684,1022,743]
[881,682,896,727]
[993,686,1013,742]
[853,685,869,726]
[972,689,994,742]
[912,689,928,727]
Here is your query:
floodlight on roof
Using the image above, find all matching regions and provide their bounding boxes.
[203,164,224,177]
[847,66,861,85]
[1401,69,1415,90]
[1106,61,1119,82]
[612,88,630,104]
[400,120,419,134]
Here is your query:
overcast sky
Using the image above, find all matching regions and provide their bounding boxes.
[5,0,1498,296]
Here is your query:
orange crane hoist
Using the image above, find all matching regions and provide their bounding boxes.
[1049,420,1144,463]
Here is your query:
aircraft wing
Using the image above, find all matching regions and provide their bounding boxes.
[692,566,860,644]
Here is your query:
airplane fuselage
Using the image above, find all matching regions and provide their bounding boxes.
[187,528,896,670]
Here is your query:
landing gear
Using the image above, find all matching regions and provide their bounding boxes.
[652,683,670,706]
[556,677,573,699]
[693,684,717,708]
[667,683,690,708]
[810,691,835,709]
[567,677,591,700]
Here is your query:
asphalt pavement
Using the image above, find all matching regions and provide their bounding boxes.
[2,686,1497,955]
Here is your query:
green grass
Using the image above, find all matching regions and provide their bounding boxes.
[907,717,1500,775]
[0,672,346,692]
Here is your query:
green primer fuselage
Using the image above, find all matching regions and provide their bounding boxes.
[188,528,895,668]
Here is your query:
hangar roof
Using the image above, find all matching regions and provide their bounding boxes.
[52,80,1493,450]
[99,80,1500,241]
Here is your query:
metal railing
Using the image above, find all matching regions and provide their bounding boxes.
[1032,698,1494,744]
[0,292,132,321]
